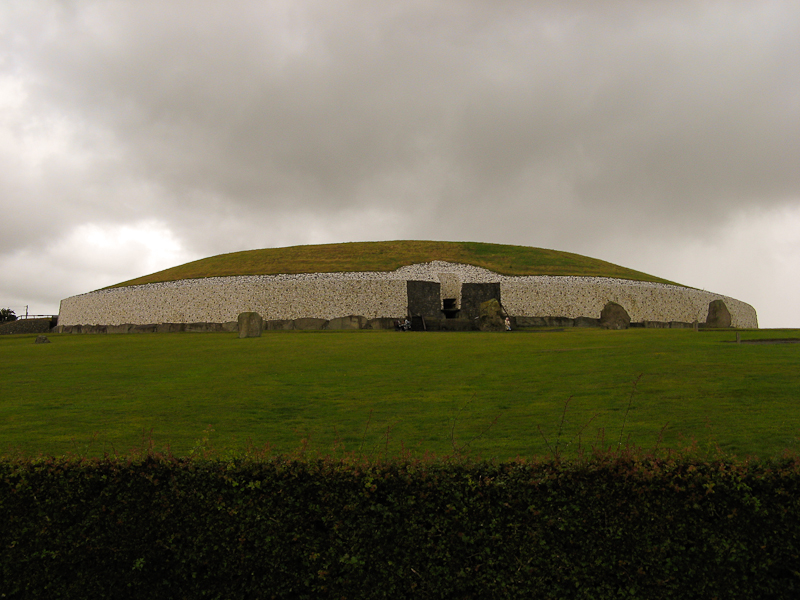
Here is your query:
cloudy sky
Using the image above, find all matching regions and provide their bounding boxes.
[2,1,798,327]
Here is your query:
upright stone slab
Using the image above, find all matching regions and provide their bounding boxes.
[407,280,441,319]
[705,300,732,328]
[238,312,263,338]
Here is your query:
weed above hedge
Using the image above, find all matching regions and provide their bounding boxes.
[2,448,799,599]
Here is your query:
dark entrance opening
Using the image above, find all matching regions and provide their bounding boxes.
[442,298,460,319]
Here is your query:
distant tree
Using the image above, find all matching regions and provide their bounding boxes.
[0,308,17,322]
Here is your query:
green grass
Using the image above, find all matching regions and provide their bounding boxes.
[2,328,798,459]
[109,240,680,288]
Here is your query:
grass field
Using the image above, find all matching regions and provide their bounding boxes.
[1,328,798,459]
[110,240,680,288]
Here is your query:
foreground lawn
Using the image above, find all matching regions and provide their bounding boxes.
[1,328,798,458]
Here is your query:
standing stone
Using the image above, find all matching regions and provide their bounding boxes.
[600,302,631,330]
[705,300,732,328]
[238,312,263,338]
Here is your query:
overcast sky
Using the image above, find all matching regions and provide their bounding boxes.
[2,1,798,327]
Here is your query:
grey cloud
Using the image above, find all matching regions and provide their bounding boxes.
[13,2,799,228]
[1,1,799,324]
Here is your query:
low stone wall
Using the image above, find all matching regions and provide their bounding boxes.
[57,262,758,329]
[0,318,54,335]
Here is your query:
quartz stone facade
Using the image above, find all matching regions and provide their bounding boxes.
[57,261,758,329]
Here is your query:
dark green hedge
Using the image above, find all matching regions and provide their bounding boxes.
[1,452,799,599]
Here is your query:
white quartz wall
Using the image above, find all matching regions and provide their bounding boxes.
[58,277,408,326]
[500,278,758,328]
[438,273,462,307]
[58,262,758,328]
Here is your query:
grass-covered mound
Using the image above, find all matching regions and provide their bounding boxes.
[110,240,679,288]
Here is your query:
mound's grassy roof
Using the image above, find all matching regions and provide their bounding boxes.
[108,240,680,288]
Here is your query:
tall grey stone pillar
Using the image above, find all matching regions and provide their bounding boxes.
[238,312,263,338]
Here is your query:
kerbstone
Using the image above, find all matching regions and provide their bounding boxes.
[326,315,368,330]
[575,316,601,328]
[367,318,397,330]
[294,318,328,330]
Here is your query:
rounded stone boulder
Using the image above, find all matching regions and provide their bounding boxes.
[600,302,631,330]
[705,300,732,328]
[478,298,506,332]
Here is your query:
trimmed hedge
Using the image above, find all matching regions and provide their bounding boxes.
[1,452,799,599]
